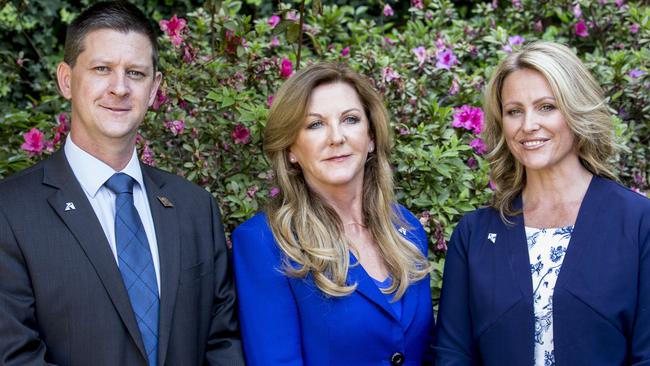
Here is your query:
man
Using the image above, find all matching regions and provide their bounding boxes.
[0,2,244,365]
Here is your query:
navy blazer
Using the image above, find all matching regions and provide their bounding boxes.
[434,176,650,365]
[0,150,244,365]
[232,205,434,365]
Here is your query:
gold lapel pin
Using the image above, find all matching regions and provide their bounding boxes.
[157,196,174,208]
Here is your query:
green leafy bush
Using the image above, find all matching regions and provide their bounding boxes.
[1,0,648,303]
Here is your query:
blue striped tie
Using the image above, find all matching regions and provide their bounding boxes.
[105,173,159,366]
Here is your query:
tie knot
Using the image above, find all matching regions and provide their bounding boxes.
[105,173,135,194]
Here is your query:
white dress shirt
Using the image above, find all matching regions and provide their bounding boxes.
[64,137,161,291]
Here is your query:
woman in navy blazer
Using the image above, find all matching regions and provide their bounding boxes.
[435,41,650,365]
[233,62,434,365]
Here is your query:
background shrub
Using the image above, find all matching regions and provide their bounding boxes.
[1,0,648,304]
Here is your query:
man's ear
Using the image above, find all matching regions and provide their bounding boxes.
[148,71,163,107]
[56,62,73,100]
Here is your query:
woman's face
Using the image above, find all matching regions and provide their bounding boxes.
[289,82,374,195]
[501,68,579,175]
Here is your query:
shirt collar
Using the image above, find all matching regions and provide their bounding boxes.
[64,136,144,197]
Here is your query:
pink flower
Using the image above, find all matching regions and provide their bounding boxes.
[159,15,187,47]
[435,49,458,70]
[269,187,281,197]
[411,0,424,9]
[164,119,185,136]
[381,66,401,83]
[21,128,45,156]
[341,46,350,57]
[615,0,624,7]
[268,15,281,28]
[629,69,646,79]
[572,3,582,18]
[269,37,280,47]
[280,58,293,78]
[467,157,478,169]
[488,180,496,191]
[383,4,394,16]
[449,78,459,95]
[412,46,428,67]
[574,20,589,37]
[452,105,484,134]
[503,35,525,53]
[246,186,259,199]
[512,0,522,10]
[232,124,251,144]
[469,138,487,155]
[286,11,299,21]
[141,142,155,166]
[630,23,640,34]
[182,45,197,64]
[267,95,274,107]
[152,89,167,111]
[534,20,544,33]
[57,113,69,132]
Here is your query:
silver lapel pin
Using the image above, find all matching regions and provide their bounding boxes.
[64,202,76,211]
[487,233,497,243]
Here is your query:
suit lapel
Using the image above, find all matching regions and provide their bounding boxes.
[554,176,602,290]
[505,198,535,299]
[141,165,181,366]
[43,150,147,359]
[347,253,400,323]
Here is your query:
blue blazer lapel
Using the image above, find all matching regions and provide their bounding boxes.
[554,176,603,291]
[400,280,419,330]
[347,253,400,322]
[43,150,148,360]
[504,199,534,302]
[141,165,181,366]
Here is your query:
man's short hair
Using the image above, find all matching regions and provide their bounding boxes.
[64,1,159,71]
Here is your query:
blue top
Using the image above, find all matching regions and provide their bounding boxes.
[434,176,650,365]
[233,204,434,366]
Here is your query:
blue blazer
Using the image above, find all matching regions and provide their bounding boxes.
[434,176,650,365]
[232,205,434,365]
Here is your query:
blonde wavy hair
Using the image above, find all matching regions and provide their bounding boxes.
[264,62,429,299]
[483,41,618,222]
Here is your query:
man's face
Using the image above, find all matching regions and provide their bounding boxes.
[57,29,161,152]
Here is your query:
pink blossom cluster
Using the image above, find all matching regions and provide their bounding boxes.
[452,105,483,134]
[20,113,70,156]
[280,58,293,78]
[381,67,401,83]
[159,15,187,47]
[232,124,251,144]
[164,119,185,136]
[502,35,525,53]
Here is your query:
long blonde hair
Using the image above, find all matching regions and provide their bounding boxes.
[482,41,618,222]
[264,62,429,299]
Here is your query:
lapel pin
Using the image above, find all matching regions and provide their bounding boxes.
[398,227,407,236]
[488,233,497,243]
[64,202,76,211]
[157,196,174,208]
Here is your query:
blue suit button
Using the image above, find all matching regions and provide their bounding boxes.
[390,352,405,365]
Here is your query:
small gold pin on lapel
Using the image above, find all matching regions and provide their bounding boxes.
[157,196,174,208]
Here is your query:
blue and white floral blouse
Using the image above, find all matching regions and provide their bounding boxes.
[526,225,573,366]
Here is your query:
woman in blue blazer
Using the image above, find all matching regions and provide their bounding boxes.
[233,62,434,365]
[435,41,650,365]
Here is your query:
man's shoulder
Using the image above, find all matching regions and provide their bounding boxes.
[142,164,210,197]
[0,157,51,195]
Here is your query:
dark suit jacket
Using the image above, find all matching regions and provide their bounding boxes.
[232,205,434,366]
[434,176,650,365]
[0,149,244,366]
